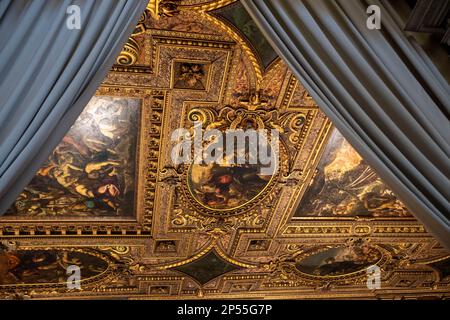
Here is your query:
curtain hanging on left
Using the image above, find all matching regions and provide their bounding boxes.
[0,0,148,214]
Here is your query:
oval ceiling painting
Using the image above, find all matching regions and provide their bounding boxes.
[187,162,273,211]
[295,243,381,277]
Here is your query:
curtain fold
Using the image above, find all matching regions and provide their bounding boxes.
[0,0,148,214]
[242,0,450,247]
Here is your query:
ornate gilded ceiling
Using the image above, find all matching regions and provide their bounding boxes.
[0,0,449,300]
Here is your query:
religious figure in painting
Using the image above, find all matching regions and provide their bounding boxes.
[173,62,207,90]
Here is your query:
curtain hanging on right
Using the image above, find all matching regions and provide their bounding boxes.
[242,0,450,247]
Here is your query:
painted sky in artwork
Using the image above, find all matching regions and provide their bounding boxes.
[6,96,140,217]
[294,129,410,218]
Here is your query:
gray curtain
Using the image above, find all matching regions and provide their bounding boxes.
[242,0,450,247]
[0,0,147,214]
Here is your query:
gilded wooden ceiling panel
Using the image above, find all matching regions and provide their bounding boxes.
[0,0,448,300]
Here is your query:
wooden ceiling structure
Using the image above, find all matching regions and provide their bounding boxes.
[0,0,448,300]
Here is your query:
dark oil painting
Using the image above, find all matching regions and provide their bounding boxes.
[295,240,381,277]
[173,61,209,90]
[6,97,141,217]
[0,247,108,285]
[294,129,410,218]
[188,163,272,210]
[173,250,240,285]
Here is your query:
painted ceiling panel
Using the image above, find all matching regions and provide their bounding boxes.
[211,2,278,69]
[6,97,141,217]
[294,129,410,218]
